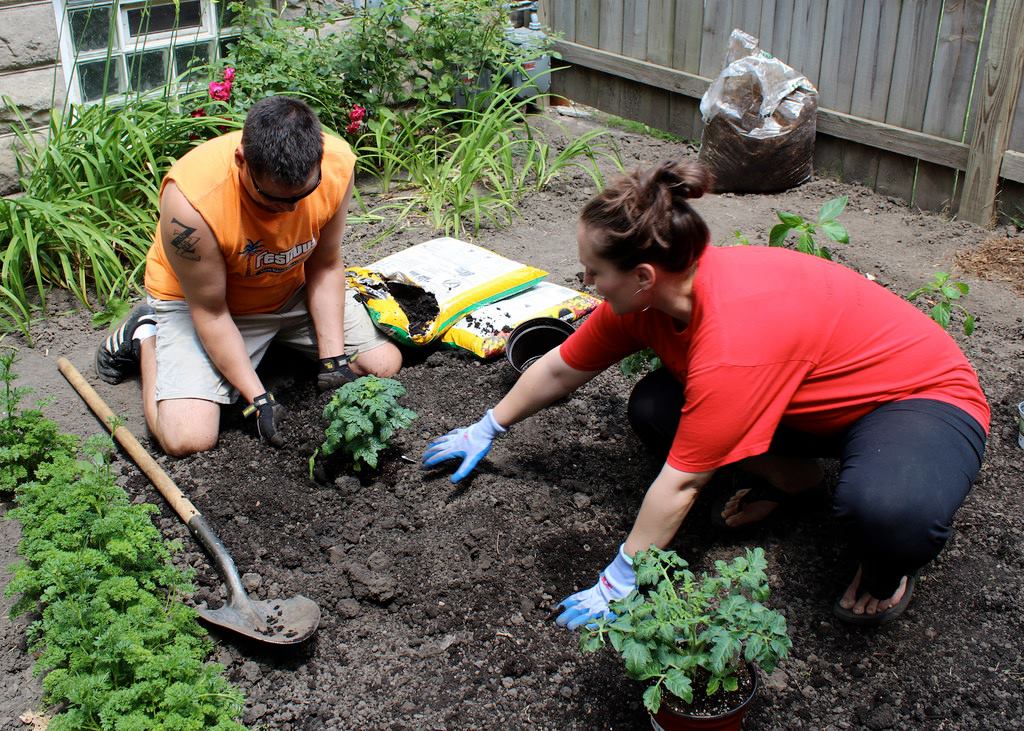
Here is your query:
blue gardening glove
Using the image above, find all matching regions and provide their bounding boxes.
[421,409,506,483]
[555,544,635,630]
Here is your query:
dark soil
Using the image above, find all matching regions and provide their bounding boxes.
[384,282,439,337]
[3,109,1024,730]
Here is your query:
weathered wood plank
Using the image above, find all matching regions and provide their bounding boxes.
[575,0,600,46]
[1002,149,1024,183]
[766,0,794,58]
[699,0,734,78]
[599,0,625,53]
[922,0,987,140]
[850,0,901,123]
[786,0,826,87]
[668,93,703,142]
[918,0,986,212]
[818,0,865,113]
[673,0,705,74]
[646,0,675,66]
[1009,73,1024,151]
[556,0,577,41]
[960,0,1024,226]
[732,0,763,39]
[758,0,776,49]
[556,38,714,98]
[876,0,944,203]
[622,0,650,59]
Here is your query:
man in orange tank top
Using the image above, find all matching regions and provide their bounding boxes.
[95,96,401,456]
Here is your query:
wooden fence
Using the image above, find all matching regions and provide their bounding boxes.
[540,0,1024,227]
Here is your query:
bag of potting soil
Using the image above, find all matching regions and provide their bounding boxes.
[698,28,818,193]
[441,281,601,358]
[345,237,547,346]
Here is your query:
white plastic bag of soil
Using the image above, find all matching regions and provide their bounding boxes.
[698,28,818,193]
[345,237,547,346]
[441,281,601,358]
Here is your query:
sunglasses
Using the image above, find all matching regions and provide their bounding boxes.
[251,168,322,204]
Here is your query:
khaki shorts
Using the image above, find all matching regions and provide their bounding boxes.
[150,288,390,404]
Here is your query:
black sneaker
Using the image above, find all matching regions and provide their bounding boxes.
[95,304,157,384]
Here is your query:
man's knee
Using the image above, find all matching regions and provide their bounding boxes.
[353,343,402,378]
[155,400,220,457]
[159,431,219,457]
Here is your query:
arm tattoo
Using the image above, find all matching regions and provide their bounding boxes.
[169,218,201,261]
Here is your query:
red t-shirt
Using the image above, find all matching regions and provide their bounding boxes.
[560,245,990,473]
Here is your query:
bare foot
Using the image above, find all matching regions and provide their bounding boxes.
[838,566,908,616]
[721,488,782,527]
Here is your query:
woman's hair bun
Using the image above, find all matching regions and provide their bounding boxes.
[649,160,711,201]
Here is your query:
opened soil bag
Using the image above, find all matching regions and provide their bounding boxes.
[346,237,546,346]
[441,281,601,358]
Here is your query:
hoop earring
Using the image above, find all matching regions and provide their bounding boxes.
[633,287,652,313]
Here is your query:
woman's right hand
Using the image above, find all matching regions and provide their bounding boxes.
[421,409,506,483]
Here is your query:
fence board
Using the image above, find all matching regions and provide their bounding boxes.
[918,0,986,212]
[1011,75,1024,151]
[638,0,676,132]
[757,0,776,49]
[699,0,734,77]
[961,0,1024,225]
[673,0,704,73]
[732,0,764,39]
[623,0,650,59]
[876,0,944,202]
[786,0,826,86]
[818,0,864,113]
[765,0,794,58]
[575,1,600,46]
[672,0,705,138]
[597,0,625,114]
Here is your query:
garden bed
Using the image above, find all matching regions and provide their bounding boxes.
[4,112,1024,729]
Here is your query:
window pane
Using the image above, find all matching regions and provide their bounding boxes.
[217,0,239,29]
[78,58,123,101]
[126,0,202,37]
[173,42,210,81]
[218,36,239,59]
[69,6,113,52]
[127,49,168,92]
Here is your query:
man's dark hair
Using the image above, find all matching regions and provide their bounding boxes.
[241,96,324,187]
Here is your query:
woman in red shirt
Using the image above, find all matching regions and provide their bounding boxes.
[423,161,988,627]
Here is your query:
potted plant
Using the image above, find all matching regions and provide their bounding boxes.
[580,546,791,731]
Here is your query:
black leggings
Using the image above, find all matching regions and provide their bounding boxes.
[628,368,987,597]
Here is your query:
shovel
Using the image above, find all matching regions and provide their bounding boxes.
[58,357,320,645]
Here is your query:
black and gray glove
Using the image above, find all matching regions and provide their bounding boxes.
[317,354,359,393]
[243,391,285,447]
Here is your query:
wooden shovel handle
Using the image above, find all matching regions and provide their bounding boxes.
[57,357,199,523]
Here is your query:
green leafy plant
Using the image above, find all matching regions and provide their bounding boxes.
[353,85,617,237]
[619,347,662,378]
[580,546,791,715]
[0,90,239,336]
[315,375,417,474]
[731,230,751,246]
[908,272,977,335]
[769,195,849,260]
[3,357,245,728]
[0,353,78,495]
[91,296,132,329]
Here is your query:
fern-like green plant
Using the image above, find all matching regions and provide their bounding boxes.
[313,375,417,474]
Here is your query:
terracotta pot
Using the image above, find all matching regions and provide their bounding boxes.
[505,317,575,373]
[649,665,760,731]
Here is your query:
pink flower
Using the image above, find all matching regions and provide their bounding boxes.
[208,80,232,101]
[223,67,236,82]
[190,108,206,118]
[345,120,362,135]
[349,105,366,122]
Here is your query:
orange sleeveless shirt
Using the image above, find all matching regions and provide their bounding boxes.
[144,130,355,314]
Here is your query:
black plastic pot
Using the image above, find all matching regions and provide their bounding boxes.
[650,663,760,731]
[505,317,575,373]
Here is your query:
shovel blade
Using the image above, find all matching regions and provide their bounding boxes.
[196,594,321,645]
